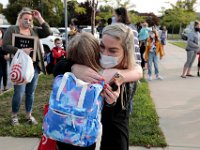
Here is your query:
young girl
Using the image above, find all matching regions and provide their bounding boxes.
[144,30,164,81]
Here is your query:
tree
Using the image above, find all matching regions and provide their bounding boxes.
[3,0,64,27]
[129,12,146,25]
[0,3,3,13]
[161,0,198,34]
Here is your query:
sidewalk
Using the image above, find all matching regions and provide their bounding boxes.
[1,42,200,150]
[138,42,200,150]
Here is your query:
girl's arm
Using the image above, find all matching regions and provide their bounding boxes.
[102,64,143,83]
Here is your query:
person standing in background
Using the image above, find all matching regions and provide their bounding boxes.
[138,22,150,69]
[159,26,167,50]
[2,7,52,126]
[197,50,200,76]
[144,30,164,81]
[181,20,200,78]
[113,7,141,114]
[0,29,9,92]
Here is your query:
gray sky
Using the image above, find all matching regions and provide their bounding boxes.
[1,0,200,15]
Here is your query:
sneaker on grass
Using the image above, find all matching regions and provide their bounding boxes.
[27,116,38,125]
[11,115,20,126]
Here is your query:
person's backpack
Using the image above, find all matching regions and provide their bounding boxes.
[43,72,104,147]
[45,52,54,74]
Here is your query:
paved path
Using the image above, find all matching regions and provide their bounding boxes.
[137,42,200,150]
[1,42,200,150]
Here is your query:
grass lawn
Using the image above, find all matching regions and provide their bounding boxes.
[167,34,181,40]
[169,41,187,49]
[0,75,167,147]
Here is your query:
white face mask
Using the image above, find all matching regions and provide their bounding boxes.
[100,53,119,69]
[150,33,155,39]
[56,43,62,48]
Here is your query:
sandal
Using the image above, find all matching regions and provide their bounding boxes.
[186,74,194,77]
[181,75,186,78]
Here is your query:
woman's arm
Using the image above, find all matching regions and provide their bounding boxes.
[2,26,18,54]
[71,64,143,84]
[32,10,52,38]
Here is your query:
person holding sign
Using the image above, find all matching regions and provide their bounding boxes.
[2,7,52,126]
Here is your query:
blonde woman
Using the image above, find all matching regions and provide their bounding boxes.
[70,23,142,150]
[2,7,52,126]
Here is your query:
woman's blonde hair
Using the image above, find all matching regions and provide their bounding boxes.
[102,23,136,69]
[16,7,33,27]
[68,32,102,72]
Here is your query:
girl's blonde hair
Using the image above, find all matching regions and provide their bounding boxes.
[102,23,136,69]
[16,7,33,27]
[68,32,101,72]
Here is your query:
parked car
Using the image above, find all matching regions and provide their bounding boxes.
[58,27,72,49]
[41,27,61,54]
[0,24,10,33]
[58,27,70,34]
[81,26,100,40]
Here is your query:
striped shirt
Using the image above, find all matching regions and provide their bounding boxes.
[128,24,142,65]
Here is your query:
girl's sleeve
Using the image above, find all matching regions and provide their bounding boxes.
[144,40,150,61]
[159,43,164,58]
[53,59,74,77]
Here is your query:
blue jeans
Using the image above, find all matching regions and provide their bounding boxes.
[12,65,39,114]
[148,51,159,76]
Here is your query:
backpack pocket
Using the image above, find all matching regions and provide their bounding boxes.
[43,107,99,147]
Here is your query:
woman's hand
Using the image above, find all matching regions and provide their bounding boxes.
[22,48,33,55]
[32,10,45,24]
[71,64,103,83]
[102,83,120,105]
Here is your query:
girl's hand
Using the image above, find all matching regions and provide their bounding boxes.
[102,83,120,105]
[71,64,103,83]
[4,54,10,60]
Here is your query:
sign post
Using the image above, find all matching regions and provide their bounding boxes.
[64,0,68,51]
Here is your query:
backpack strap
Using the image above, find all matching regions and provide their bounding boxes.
[56,72,88,108]
[77,84,88,108]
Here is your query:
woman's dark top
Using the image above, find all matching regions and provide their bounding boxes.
[53,59,134,150]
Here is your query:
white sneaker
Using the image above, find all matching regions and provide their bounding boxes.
[148,75,152,81]
[156,75,163,80]
[11,115,20,126]
[27,116,38,125]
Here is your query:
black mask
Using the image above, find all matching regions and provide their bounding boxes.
[195,28,200,32]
